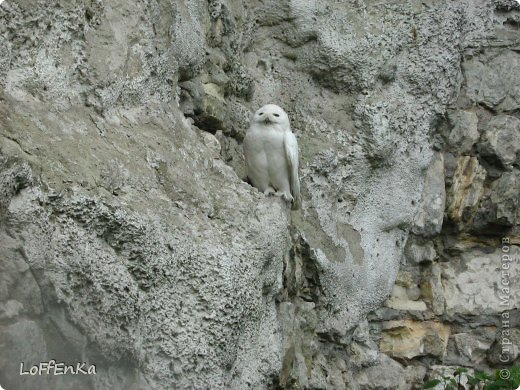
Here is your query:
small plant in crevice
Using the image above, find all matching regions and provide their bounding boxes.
[423,366,520,390]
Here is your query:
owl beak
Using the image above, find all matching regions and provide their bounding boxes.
[263,117,272,124]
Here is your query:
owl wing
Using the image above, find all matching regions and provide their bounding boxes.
[284,131,301,210]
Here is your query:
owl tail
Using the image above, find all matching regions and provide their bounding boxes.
[291,194,301,210]
[284,132,301,211]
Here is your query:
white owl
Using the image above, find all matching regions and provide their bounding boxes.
[243,104,301,210]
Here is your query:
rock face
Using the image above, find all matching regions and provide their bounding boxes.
[381,320,451,360]
[0,0,519,389]
[479,115,520,170]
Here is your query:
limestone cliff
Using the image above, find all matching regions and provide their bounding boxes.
[0,0,518,389]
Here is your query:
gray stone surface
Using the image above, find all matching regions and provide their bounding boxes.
[0,320,50,390]
[479,115,520,170]
[354,354,426,390]
[473,172,520,230]
[448,331,494,366]
[1,0,519,389]
[443,110,480,154]
[462,49,520,112]
[442,247,520,317]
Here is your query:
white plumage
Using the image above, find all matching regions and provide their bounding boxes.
[243,104,301,210]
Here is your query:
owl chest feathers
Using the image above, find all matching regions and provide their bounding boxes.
[245,126,288,173]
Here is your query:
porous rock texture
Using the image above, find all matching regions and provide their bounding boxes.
[0,0,518,389]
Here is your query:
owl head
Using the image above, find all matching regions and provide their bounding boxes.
[252,104,290,128]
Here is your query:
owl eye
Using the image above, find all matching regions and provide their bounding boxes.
[259,112,264,116]
[273,113,280,117]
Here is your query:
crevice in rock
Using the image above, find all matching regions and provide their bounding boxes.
[274,225,329,389]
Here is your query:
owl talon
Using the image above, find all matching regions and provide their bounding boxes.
[264,187,276,196]
[280,193,293,202]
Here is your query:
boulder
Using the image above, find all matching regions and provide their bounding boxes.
[479,115,520,170]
